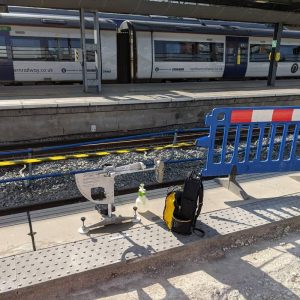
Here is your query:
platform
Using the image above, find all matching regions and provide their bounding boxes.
[1,79,300,144]
[1,172,300,299]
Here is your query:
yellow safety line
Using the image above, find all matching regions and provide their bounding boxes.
[48,156,66,161]
[153,146,165,151]
[0,161,17,167]
[0,142,195,168]
[95,151,110,156]
[23,159,42,164]
[72,154,89,158]
[135,148,150,152]
[115,150,130,154]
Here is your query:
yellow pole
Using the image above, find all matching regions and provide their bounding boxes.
[237,48,241,65]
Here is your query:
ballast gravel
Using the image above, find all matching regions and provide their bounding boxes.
[0,148,205,208]
[0,134,296,209]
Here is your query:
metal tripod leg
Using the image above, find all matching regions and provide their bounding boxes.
[215,166,250,200]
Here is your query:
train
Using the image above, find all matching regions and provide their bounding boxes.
[0,7,299,84]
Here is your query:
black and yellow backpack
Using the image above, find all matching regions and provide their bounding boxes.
[163,171,204,236]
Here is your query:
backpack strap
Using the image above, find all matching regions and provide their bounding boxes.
[193,227,205,237]
[191,172,203,226]
[192,202,205,237]
[193,197,203,227]
[192,172,205,238]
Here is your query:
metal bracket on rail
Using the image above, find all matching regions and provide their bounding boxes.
[75,159,165,233]
[214,166,250,200]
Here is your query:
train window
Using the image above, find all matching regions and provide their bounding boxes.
[11,37,47,60]
[280,45,300,62]
[47,38,60,61]
[0,36,7,59]
[59,38,73,61]
[154,40,224,62]
[69,38,95,62]
[11,36,97,62]
[250,44,272,62]
[70,39,80,49]
[86,39,96,62]
[70,39,80,61]
[46,38,74,61]
[197,42,224,62]
[294,46,300,55]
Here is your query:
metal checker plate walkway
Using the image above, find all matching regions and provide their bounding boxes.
[1,195,300,293]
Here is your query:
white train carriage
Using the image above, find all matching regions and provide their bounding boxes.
[246,36,300,78]
[0,10,300,84]
[0,12,118,82]
[119,20,300,81]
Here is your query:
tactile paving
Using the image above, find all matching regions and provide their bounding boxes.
[1,195,300,293]
[0,256,16,291]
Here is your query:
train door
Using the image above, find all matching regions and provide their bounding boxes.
[117,32,130,83]
[223,36,248,79]
[0,31,14,81]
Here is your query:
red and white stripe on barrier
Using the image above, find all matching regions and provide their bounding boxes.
[230,108,300,123]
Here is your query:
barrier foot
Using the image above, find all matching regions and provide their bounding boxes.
[78,217,90,234]
[290,176,300,183]
[78,225,90,235]
[215,167,250,200]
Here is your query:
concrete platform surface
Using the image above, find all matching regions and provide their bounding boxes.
[0,79,299,109]
[0,172,299,258]
[70,232,300,300]
[0,172,300,298]
[1,79,300,144]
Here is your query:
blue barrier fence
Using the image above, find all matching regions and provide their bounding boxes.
[196,106,300,177]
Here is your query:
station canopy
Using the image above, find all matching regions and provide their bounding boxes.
[0,0,300,26]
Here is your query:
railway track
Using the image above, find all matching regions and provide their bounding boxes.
[0,132,203,161]
[0,125,283,161]
[0,124,291,217]
[0,124,290,165]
